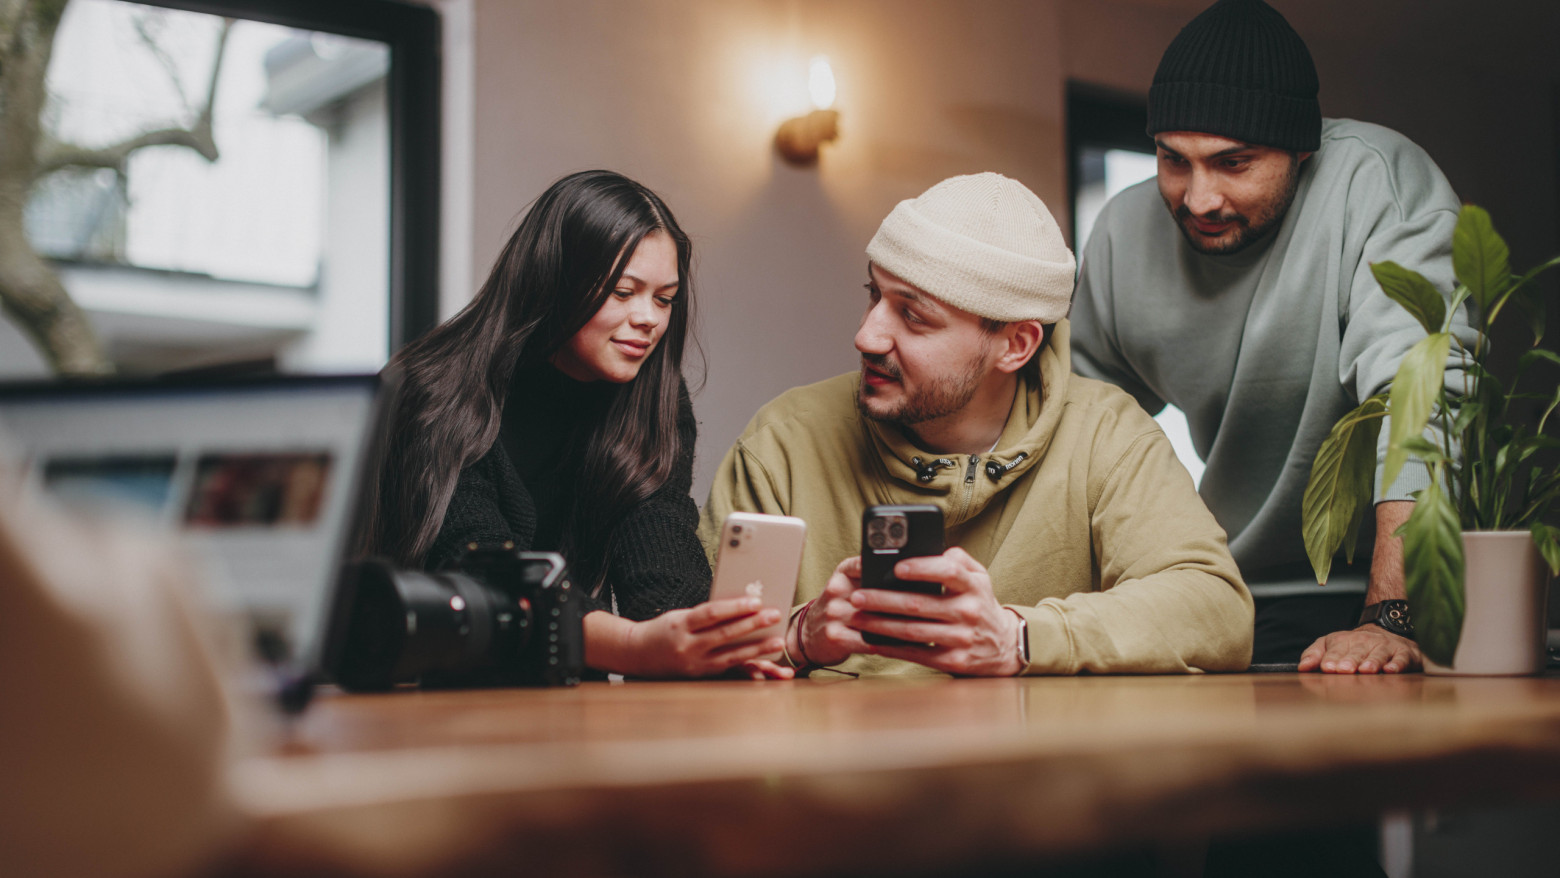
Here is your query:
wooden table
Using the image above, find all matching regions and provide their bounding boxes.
[228,673,1560,876]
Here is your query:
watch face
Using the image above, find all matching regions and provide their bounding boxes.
[1366,601,1414,638]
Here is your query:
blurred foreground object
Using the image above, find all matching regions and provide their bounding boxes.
[0,460,245,878]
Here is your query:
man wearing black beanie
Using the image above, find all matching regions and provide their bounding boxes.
[1070,0,1473,677]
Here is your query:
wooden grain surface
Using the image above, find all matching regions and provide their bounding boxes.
[227,673,1560,877]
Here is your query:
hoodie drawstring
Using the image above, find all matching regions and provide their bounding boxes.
[985,452,1028,481]
[910,456,957,483]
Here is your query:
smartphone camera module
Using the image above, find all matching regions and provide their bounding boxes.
[866,512,910,551]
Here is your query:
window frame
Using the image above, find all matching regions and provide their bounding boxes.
[134,0,442,352]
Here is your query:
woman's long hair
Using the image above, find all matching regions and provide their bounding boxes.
[361,170,695,588]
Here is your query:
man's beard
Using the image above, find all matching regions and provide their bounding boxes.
[857,347,989,427]
[1169,156,1302,256]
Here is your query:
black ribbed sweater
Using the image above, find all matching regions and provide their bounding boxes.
[426,366,710,621]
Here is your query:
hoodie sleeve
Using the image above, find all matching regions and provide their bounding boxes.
[1007,426,1254,674]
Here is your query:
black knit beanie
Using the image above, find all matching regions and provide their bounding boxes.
[1146,0,1320,152]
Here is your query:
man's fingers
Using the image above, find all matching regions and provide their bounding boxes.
[1382,636,1422,674]
[1322,632,1378,674]
[863,639,960,673]
[1353,644,1389,674]
[823,619,869,653]
[893,548,989,595]
[850,613,961,647]
[850,586,953,620]
[1297,636,1328,672]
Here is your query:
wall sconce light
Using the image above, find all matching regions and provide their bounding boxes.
[775,56,839,166]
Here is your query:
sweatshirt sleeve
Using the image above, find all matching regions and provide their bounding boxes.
[1333,138,1471,503]
[606,389,712,621]
[1008,426,1254,674]
[1069,197,1169,417]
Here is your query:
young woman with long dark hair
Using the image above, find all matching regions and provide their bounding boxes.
[363,170,789,679]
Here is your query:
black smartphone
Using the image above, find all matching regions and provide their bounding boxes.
[859,504,944,647]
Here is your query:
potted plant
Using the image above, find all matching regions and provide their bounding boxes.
[1302,204,1560,672]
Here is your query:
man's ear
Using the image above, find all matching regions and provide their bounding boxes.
[993,321,1044,375]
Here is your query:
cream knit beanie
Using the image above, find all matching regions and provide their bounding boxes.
[865,173,1075,323]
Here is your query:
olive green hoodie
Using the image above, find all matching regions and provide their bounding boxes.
[700,320,1253,676]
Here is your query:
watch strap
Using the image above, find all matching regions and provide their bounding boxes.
[1007,608,1031,675]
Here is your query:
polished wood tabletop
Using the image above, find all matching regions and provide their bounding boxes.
[229,673,1560,877]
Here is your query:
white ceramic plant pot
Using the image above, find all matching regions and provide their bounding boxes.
[1424,530,1549,676]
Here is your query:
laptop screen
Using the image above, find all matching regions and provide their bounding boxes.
[0,375,382,673]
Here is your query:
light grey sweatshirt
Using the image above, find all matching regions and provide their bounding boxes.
[1071,119,1471,597]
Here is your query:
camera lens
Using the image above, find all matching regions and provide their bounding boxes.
[330,561,525,691]
[732,525,743,533]
[729,538,740,547]
[868,531,887,549]
[889,521,906,540]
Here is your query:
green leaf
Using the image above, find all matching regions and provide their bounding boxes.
[1402,480,1466,667]
[1517,348,1560,376]
[1513,284,1547,346]
[1372,261,1447,335]
[1303,397,1386,584]
[1384,332,1453,490]
[1495,254,1560,329]
[1532,523,1560,577]
[1453,204,1512,312]
[1540,382,1560,435]
[1448,283,1473,316]
[1450,400,1483,436]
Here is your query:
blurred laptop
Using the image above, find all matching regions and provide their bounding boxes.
[0,374,384,701]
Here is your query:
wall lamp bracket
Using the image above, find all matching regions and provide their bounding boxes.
[775,109,840,166]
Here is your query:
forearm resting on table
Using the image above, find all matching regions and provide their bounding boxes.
[1367,500,1413,603]
[583,610,638,675]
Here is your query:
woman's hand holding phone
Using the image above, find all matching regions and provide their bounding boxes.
[624,596,791,678]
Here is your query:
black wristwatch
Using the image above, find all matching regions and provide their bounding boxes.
[1358,600,1415,640]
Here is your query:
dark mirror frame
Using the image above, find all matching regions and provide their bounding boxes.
[133,0,441,352]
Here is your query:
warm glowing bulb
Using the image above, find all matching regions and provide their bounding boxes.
[808,56,836,110]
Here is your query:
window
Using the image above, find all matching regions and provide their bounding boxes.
[1,0,438,377]
[1067,81,1205,487]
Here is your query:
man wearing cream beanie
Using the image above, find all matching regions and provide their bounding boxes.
[702,173,1252,678]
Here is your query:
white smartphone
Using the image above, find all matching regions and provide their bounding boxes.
[708,512,807,660]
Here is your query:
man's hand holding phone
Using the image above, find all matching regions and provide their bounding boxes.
[789,556,870,668]
[790,549,1026,676]
[849,547,1025,676]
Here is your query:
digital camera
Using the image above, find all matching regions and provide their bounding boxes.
[325,544,585,690]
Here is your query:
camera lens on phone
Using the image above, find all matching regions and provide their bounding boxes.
[889,522,906,540]
[729,539,740,548]
[868,532,887,549]
[732,525,743,533]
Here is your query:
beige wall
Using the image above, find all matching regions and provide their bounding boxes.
[445,0,1560,501]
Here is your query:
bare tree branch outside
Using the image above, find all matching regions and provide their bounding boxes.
[0,0,231,375]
